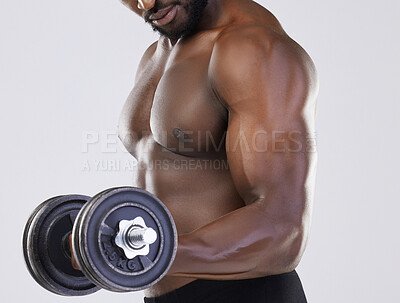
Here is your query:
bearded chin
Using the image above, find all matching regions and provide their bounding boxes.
[150,0,208,41]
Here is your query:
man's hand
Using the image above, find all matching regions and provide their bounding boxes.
[69,234,81,271]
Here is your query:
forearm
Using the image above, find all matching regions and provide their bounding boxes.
[168,200,305,280]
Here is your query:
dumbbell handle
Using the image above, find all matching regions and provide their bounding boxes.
[69,235,82,271]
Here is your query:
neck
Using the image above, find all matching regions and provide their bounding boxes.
[196,0,225,30]
[164,0,251,45]
[191,0,244,35]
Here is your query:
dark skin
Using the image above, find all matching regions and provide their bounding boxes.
[72,0,318,298]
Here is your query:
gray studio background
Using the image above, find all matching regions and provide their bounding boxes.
[1,0,399,302]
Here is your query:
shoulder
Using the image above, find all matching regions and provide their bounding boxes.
[210,24,317,80]
[135,41,158,76]
[138,36,174,72]
[209,25,318,106]
[143,40,159,59]
[214,25,281,52]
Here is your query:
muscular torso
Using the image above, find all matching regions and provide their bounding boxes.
[119,31,245,297]
[118,5,287,297]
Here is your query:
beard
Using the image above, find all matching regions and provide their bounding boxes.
[145,0,209,41]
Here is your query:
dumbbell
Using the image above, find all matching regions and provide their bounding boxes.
[22,187,177,296]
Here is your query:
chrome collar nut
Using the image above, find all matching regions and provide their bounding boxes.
[114,217,158,259]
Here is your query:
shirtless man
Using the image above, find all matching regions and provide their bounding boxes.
[116,0,318,301]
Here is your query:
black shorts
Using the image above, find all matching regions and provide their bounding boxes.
[144,270,307,303]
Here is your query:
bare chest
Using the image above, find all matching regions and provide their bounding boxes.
[119,42,227,158]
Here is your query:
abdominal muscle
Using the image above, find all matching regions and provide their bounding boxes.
[130,140,245,297]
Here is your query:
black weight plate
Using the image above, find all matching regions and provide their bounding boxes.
[23,196,62,290]
[74,188,145,292]
[76,187,177,292]
[23,195,100,296]
[72,188,118,292]
[74,188,161,292]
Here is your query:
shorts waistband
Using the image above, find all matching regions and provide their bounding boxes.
[144,270,300,303]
